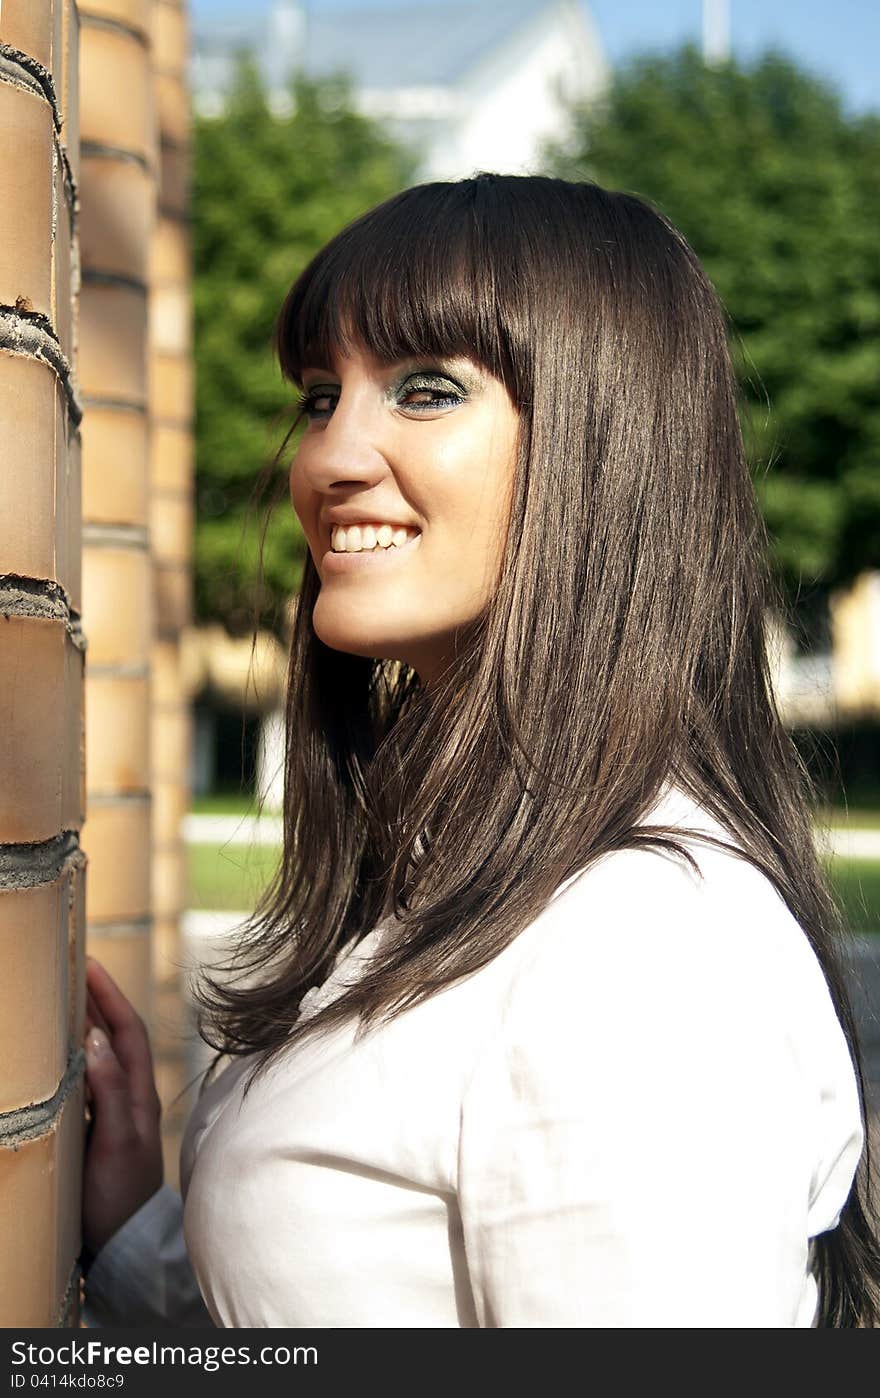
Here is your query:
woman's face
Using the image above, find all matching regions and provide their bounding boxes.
[289,342,520,685]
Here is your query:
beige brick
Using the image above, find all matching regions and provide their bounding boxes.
[52,375,72,589]
[0,878,68,1113]
[79,155,154,283]
[61,1270,82,1327]
[150,282,191,355]
[151,635,183,706]
[154,1040,190,1102]
[79,282,148,404]
[154,561,192,633]
[53,1,65,87]
[149,215,189,285]
[151,960,189,1042]
[0,1079,85,1327]
[0,1131,56,1326]
[151,488,192,566]
[150,421,192,493]
[0,616,84,843]
[60,0,81,182]
[151,702,189,782]
[85,672,150,791]
[0,0,54,69]
[0,352,78,602]
[51,146,74,362]
[64,425,83,615]
[152,351,192,422]
[68,627,86,831]
[0,84,54,322]
[155,71,189,145]
[81,404,149,526]
[79,20,155,165]
[66,624,86,833]
[159,140,188,215]
[81,544,152,665]
[55,1077,85,1314]
[152,914,186,987]
[80,0,151,36]
[154,1,188,74]
[68,857,87,1051]
[152,841,186,918]
[85,927,152,1021]
[153,775,189,846]
[81,799,150,921]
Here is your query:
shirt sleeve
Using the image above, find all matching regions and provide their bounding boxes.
[83,1184,215,1328]
[456,856,860,1328]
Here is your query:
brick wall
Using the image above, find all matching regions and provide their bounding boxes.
[78,0,157,1019]
[149,0,194,1189]
[0,0,86,1328]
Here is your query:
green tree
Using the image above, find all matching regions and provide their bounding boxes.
[545,45,880,608]
[193,59,416,635]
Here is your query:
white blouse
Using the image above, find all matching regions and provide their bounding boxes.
[84,787,864,1328]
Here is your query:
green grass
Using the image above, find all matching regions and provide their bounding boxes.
[828,858,880,935]
[187,840,880,935]
[821,808,880,831]
[187,842,281,911]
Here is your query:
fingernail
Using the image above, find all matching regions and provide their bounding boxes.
[86,1027,111,1059]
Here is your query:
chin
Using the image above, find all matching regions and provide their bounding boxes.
[312,602,406,664]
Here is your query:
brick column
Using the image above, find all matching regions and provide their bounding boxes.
[0,0,85,1328]
[149,0,194,1188]
[78,1,157,1020]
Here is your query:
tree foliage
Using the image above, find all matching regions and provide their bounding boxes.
[193,60,416,634]
[546,45,880,603]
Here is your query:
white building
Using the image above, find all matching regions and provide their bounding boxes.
[192,0,608,181]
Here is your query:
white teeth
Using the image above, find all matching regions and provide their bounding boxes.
[330,523,419,553]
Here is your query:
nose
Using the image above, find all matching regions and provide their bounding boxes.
[296,386,390,495]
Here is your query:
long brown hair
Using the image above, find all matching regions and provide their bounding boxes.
[194,173,880,1325]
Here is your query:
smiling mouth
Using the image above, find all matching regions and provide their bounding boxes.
[321,530,422,572]
[329,523,421,554]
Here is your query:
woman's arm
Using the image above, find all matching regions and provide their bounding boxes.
[82,1185,214,1328]
[457,854,863,1327]
[81,959,214,1327]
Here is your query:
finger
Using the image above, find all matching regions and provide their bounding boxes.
[83,1026,138,1155]
[86,986,111,1038]
[85,959,159,1128]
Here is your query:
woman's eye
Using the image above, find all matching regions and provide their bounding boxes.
[300,390,337,420]
[398,376,464,411]
[297,374,464,422]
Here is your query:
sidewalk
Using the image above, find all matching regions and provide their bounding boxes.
[182,812,880,859]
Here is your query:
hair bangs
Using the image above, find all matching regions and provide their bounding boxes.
[273,179,519,395]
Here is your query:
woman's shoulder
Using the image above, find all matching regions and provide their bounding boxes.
[534,784,793,943]
[504,783,841,1049]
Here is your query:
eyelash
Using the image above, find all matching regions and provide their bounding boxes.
[294,376,464,422]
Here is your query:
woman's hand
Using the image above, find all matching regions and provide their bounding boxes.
[82,957,164,1264]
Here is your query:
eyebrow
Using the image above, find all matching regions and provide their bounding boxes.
[301,355,486,385]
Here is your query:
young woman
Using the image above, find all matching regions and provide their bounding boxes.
[82,173,880,1327]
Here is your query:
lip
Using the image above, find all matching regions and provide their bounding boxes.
[321,531,422,573]
[321,511,420,531]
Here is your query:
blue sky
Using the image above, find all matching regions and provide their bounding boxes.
[190,1,878,115]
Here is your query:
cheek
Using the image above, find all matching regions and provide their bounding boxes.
[289,464,314,535]
[443,435,517,554]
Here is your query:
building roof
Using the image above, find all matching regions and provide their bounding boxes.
[195,0,573,95]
